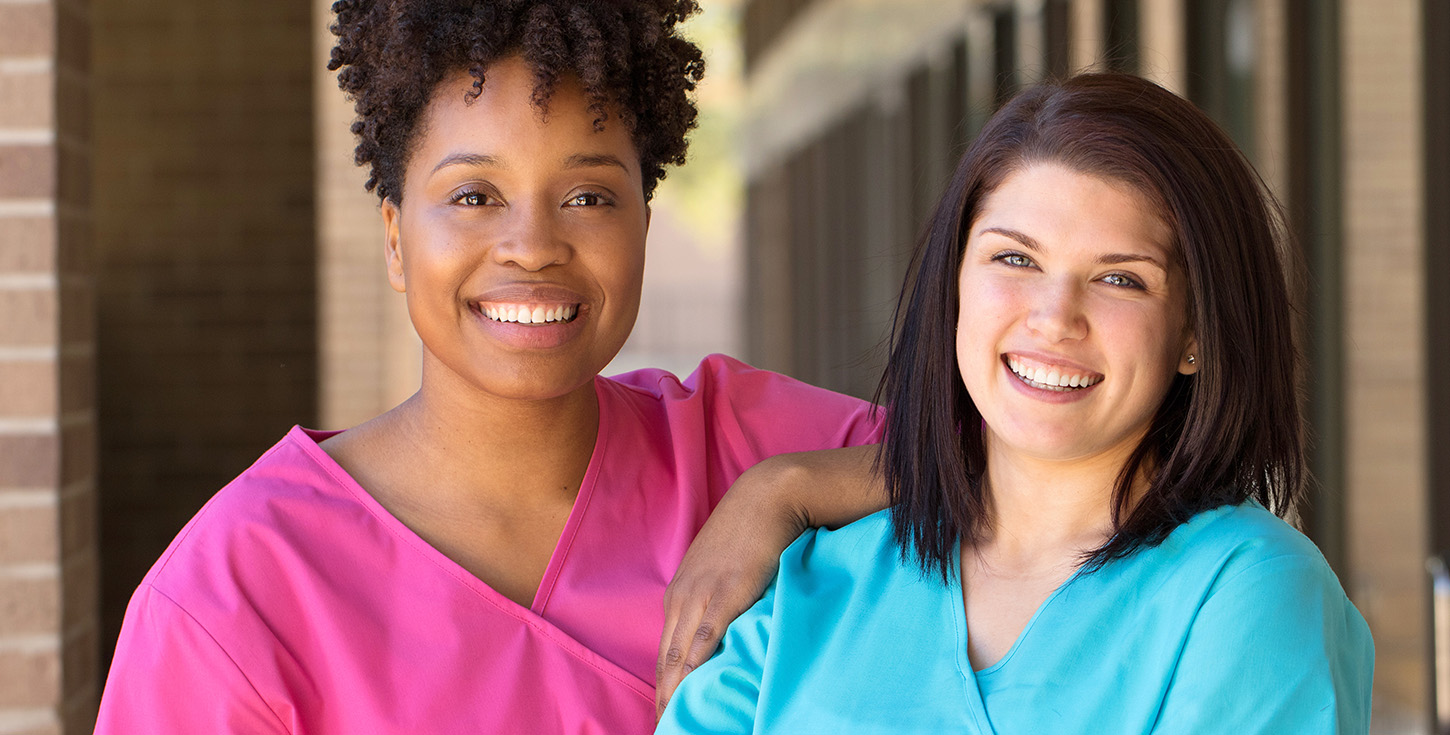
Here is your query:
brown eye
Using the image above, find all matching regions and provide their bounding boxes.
[566,191,611,207]
[449,188,494,206]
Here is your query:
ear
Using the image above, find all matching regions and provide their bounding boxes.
[381,198,406,294]
[1179,334,1200,375]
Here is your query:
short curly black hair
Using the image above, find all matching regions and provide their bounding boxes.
[328,0,705,203]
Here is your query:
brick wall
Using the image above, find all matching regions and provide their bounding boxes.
[0,0,98,731]
[313,0,419,431]
[90,0,317,667]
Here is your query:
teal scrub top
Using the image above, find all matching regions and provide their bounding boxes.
[657,504,1373,734]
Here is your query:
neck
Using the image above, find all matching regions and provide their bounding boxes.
[381,356,602,509]
[974,434,1145,568]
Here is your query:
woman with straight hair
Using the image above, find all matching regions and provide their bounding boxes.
[656,73,1374,733]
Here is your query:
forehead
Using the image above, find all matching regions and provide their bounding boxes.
[973,163,1176,258]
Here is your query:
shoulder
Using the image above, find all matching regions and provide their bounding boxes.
[775,510,920,596]
[748,511,954,687]
[1144,503,1371,662]
[601,354,882,456]
[1143,505,1374,731]
[606,354,873,413]
[786,510,898,563]
[142,426,365,601]
[107,426,367,705]
[1089,502,1370,656]
[1159,503,1335,586]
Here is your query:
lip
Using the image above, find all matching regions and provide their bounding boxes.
[1003,350,1101,378]
[1001,353,1101,404]
[467,283,590,351]
[471,283,587,305]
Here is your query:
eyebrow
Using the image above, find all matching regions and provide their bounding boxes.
[979,226,1168,272]
[430,152,630,175]
[431,153,500,175]
[563,153,630,172]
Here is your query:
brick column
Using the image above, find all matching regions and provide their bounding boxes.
[313,0,419,430]
[0,0,99,732]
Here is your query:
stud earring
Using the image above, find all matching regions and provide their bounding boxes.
[1187,354,1197,365]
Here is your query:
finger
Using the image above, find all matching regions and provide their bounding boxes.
[657,604,732,717]
[682,614,723,675]
[657,596,706,714]
[656,591,683,676]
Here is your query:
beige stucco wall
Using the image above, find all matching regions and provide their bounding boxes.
[1342,0,1428,721]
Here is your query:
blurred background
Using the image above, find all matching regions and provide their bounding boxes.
[0,0,1446,732]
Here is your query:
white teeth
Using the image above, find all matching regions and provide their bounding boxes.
[1007,356,1100,391]
[479,303,579,325]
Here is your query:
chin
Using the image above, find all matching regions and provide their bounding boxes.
[990,423,1095,460]
[494,360,604,399]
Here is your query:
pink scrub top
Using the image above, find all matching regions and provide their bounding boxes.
[94,355,881,734]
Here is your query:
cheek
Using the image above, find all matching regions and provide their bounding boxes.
[955,310,1004,395]
[595,237,648,326]
[403,217,471,273]
[1101,305,1183,387]
[617,242,647,300]
[956,275,1015,351]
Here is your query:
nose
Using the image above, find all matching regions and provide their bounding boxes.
[1025,278,1088,342]
[490,201,572,271]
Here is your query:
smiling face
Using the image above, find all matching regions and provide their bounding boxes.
[956,163,1198,467]
[382,56,648,403]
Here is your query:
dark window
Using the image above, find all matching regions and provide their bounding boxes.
[1284,0,1343,575]
[993,7,1018,106]
[741,0,820,75]
[1103,0,1139,74]
[1044,0,1071,79]
[1186,0,1258,158]
[1424,0,1450,579]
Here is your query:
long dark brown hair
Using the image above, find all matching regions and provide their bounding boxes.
[878,73,1305,578]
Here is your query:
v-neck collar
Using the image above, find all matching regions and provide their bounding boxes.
[948,546,998,734]
[285,376,651,701]
[529,377,612,616]
[952,547,1088,732]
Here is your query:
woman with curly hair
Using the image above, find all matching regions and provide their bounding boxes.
[94,2,881,732]
[657,74,1373,733]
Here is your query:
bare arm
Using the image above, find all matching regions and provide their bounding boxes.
[655,444,884,716]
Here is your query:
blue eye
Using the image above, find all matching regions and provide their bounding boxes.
[1102,273,1145,290]
[993,252,1034,268]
